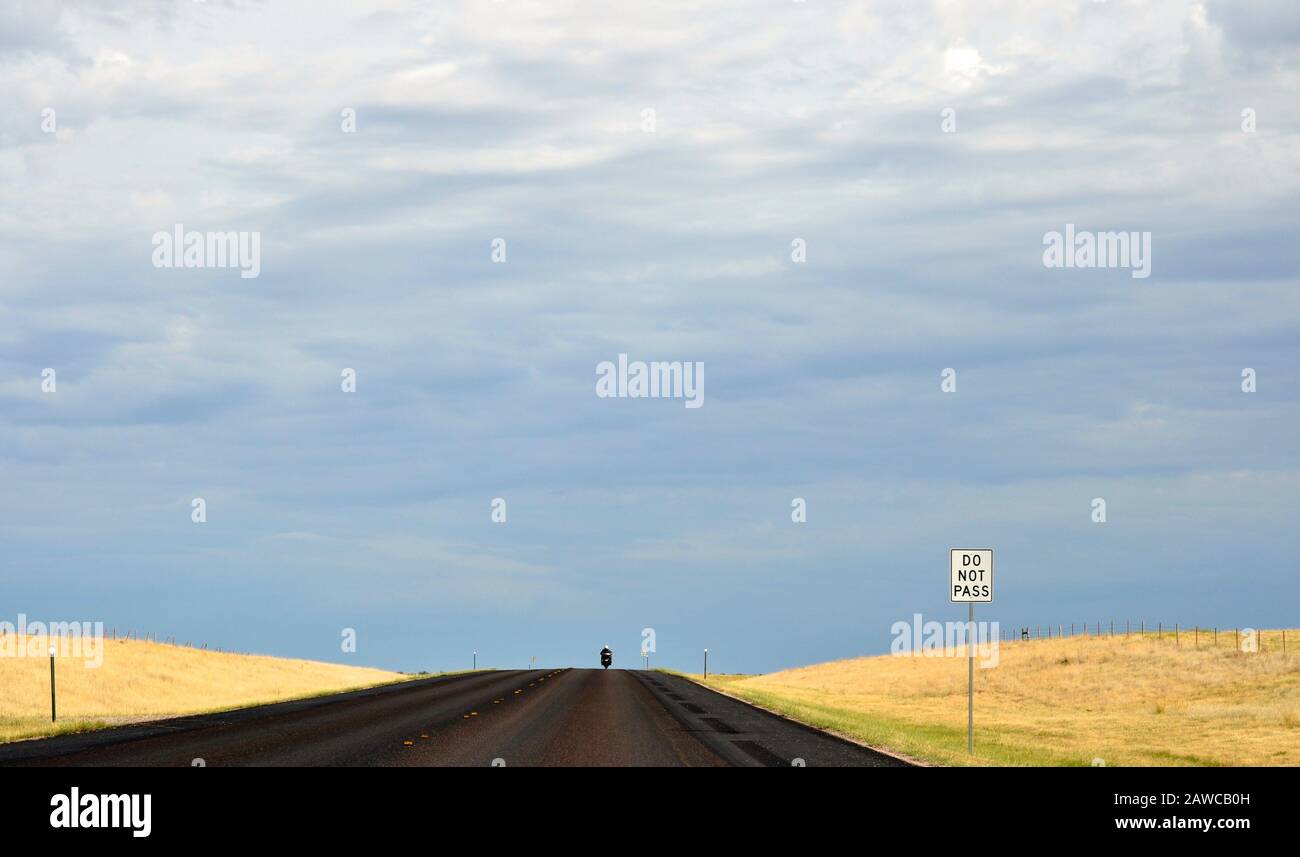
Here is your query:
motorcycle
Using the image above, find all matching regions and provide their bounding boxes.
[600,647,612,669]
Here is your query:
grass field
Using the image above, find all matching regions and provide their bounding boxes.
[0,634,410,744]
[689,629,1300,766]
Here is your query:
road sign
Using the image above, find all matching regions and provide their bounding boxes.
[950,548,994,755]
[950,549,993,603]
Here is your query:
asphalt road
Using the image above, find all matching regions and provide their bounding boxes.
[0,669,909,767]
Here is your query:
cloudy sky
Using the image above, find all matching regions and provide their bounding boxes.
[2,1,1298,674]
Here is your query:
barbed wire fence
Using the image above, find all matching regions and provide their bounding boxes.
[991,620,1288,653]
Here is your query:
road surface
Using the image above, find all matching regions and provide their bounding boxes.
[0,669,909,767]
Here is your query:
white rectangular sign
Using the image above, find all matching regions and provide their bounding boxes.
[950,549,993,602]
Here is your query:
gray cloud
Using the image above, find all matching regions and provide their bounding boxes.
[1,0,1297,673]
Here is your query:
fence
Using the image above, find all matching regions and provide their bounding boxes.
[991,621,1289,653]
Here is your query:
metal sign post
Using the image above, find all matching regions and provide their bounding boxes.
[950,549,993,755]
[967,602,974,754]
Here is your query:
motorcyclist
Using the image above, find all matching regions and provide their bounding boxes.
[600,646,612,669]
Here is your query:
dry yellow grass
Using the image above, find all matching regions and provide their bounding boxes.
[692,630,1300,767]
[0,634,407,743]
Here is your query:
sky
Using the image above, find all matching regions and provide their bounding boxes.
[1,0,1298,675]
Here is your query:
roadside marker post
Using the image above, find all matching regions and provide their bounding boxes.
[703,648,709,679]
[473,650,477,670]
[49,645,57,722]
[950,549,993,754]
